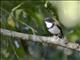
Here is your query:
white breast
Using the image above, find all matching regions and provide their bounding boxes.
[48,25,60,34]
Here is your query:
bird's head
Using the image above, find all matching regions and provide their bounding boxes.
[44,17,55,28]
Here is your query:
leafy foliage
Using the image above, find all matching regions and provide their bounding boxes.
[0,0,80,60]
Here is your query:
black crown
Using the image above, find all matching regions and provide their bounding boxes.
[44,17,54,23]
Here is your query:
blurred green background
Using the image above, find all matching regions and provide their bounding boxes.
[0,0,80,60]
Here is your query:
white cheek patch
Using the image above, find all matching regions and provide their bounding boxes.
[45,22,53,28]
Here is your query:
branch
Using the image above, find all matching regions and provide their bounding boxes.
[0,28,80,52]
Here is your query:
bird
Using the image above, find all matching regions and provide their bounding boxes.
[44,17,64,38]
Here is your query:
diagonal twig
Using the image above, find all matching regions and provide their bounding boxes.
[0,28,80,52]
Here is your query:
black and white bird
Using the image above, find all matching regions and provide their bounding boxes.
[44,17,63,38]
